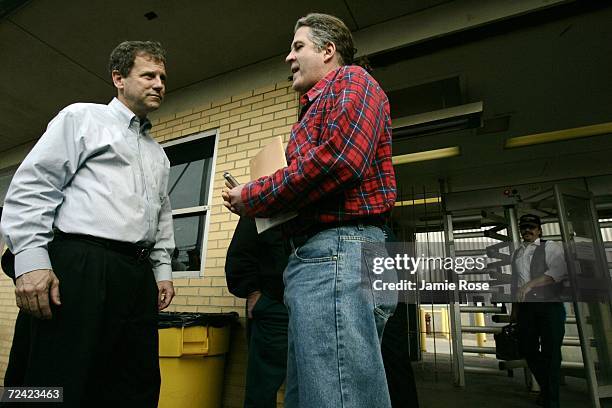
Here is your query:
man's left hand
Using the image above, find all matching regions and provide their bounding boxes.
[246,291,262,319]
[517,284,532,302]
[222,181,246,216]
[157,280,175,310]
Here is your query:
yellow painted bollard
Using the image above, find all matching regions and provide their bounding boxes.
[475,312,487,355]
[440,308,450,340]
[419,307,427,352]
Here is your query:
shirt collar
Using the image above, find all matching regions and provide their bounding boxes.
[108,98,152,132]
[299,66,344,106]
[523,237,542,247]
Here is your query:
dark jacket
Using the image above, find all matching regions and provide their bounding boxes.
[225,217,287,302]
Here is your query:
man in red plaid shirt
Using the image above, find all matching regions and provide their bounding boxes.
[223,13,397,408]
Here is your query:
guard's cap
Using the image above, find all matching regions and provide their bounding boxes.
[519,214,541,228]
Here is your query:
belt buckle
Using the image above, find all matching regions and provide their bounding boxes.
[136,247,150,262]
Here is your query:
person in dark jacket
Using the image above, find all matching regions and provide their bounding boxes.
[381,225,419,408]
[225,217,289,408]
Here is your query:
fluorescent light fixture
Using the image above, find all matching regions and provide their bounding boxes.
[392,146,460,165]
[393,102,483,138]
[505,122,612,148]
[395,197,441,207]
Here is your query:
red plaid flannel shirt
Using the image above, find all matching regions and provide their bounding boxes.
[241,65,396,233]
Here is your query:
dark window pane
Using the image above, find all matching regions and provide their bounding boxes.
[165,135,215,210]
[164,135,215,275]
[168,158,212,208]
[0,169,15,205]
[172,214,204,271]
[165,135,215,166]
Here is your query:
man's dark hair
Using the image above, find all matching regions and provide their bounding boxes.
[295,13,355,66]
[108,40,166,78]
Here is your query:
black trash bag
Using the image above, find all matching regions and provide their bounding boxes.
[494,323,522,361]
[158,311,239,329]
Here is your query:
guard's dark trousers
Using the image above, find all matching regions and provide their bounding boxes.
[518,302,566,408]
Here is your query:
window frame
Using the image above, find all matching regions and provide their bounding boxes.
[161,129,219,278]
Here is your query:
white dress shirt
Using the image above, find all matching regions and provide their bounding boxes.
[1,98,174,281]
[514,238,567,287]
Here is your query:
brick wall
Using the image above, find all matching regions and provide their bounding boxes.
[0,273,18,380]
[150,79,298,407]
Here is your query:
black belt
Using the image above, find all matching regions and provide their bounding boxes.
[54,230,153,262]
[289,218,386,250]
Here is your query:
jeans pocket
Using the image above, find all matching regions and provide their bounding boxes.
[293,238,336,263]
[361,243,398,320]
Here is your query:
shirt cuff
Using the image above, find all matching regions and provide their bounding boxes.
[14,247,52,278]
[241,182,258,217]
[153,263,173,282]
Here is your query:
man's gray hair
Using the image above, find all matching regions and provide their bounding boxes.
[295,13,355,66]
[108,40,166,78]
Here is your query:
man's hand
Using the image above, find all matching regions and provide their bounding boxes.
[517,283,533,302]
[246,290,261,319]
[157,280,175,311]
[15,269,61,320]
[222,181,246,216]
[518,275,554,301]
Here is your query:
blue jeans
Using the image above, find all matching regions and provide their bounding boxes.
[283,225,397,408]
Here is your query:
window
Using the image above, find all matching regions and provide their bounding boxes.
[0,167,16,206]
[0,167,17,252]
[162,130,217,276]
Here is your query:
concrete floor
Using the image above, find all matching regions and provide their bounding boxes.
[413,353,612,408]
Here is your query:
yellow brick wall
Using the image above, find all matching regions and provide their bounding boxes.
[0,273,18,380]
[0,80,298,408]
[150,80,298,407]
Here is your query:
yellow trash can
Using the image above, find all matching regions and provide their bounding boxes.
[158,312,238,408]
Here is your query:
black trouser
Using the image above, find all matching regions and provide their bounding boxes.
[3,235,160,407]
[517,302,566,408]
[381,302,419,408]
[244,293,289,408]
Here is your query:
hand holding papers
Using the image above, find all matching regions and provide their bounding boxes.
[250,136,297,233]
[221,172,246,215]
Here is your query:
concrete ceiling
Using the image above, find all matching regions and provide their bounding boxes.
[379,4,612,196]
[3,0,611,206]
[0,0,451,153]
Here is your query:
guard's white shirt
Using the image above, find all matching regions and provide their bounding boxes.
[514,238,567,287]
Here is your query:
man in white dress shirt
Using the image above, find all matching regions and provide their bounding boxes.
[1,40,175,407]
[511,214,567,408]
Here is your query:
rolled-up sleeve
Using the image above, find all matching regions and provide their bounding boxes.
[544,241,568,282]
